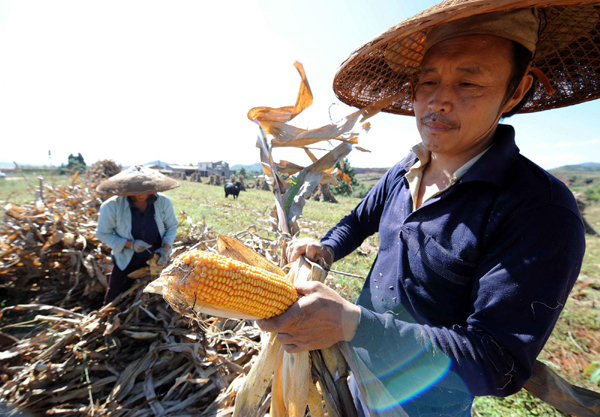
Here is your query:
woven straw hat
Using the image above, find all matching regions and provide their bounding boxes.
[333,0,600,115]
[96,165,180,196]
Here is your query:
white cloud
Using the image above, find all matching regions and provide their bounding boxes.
[581,139,600,145]
[532,152,577,164]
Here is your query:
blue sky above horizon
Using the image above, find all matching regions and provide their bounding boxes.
[1,0,599,171]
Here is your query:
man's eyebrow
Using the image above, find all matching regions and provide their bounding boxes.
[420,66,485,75]
[456,66,483,75]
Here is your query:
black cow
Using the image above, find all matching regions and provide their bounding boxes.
[224,182,241,199]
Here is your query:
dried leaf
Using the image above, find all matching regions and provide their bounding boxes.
[122,330,159,340]
[104,316,120,336]
[106,348,157,402]
[233,332,281,417]
[282,143,353,229]
[248,61,313,124]
[41,231,64,251]
[276,160,305,176]
[216,235,285,277]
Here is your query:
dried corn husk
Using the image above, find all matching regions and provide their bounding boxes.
[234,256,331,417]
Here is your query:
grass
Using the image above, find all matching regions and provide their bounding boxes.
[355,172,384,188]
[0,171,71,204]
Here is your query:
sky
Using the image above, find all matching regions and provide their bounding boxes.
[1,0,599,170]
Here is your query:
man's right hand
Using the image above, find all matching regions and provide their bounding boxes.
[131,239,152,253]
[286,238,335,267]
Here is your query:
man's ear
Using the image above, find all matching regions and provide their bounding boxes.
[502,73,534,114]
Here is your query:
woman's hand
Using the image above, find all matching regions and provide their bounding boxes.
[131,239,152,253]
[257,281,360,353]
[155,246,171,266]
[286,238,335,267]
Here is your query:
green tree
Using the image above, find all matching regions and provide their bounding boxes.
[59,153,87,174]
[236,167,254,180]
[331,157,360,196]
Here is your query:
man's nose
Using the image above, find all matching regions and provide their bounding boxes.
[428,83,453,113]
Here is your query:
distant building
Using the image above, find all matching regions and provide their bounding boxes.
[159,161,232,178]
[167,165,199,176]
[197,161,231,178]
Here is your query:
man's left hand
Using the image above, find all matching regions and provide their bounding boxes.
[155,246,171,266]
[257,281,361,353]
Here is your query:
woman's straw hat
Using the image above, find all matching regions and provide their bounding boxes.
[333,0,600,115]
[96,165,180,196]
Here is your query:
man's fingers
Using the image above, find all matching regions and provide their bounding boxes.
[287,244,305,263]
[256,304,296,332]
[286,238,323,263]
[280,343,301,353]
[275,332,294,344]
[256,318,275,332]
[305,245,322,262]
[294,280,321,296]
[276,334,304,353]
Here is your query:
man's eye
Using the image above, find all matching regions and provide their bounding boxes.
[460,82,477,87]
[419,81,436,85]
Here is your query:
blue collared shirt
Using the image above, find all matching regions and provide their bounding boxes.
[321,124,585,415]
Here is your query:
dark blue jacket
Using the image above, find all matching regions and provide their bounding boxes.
[321,124,585,415]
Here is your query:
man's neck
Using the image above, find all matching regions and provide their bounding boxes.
[414,135,496,209]
[427,128,498,178]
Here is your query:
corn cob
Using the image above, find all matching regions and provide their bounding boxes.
[156,250,297,319]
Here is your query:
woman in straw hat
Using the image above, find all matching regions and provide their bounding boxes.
[95,165,179,304]
[260,1,598,415]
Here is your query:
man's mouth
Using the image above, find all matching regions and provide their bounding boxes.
[424,121,455,131]
[420,114,458,131]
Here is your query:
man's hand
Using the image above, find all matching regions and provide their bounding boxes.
[155,246,171,266]
[131,239,152,253]
[286,238,335,267]
[257,281,360,353]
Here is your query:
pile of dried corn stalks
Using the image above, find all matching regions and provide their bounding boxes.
[0,166,279,416]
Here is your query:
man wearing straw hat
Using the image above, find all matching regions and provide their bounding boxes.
[96,166,179,304]
[260,1,598,415]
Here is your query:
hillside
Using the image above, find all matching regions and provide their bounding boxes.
[354,167,390,175]
[231,162,262,173]
[551,162,600,172]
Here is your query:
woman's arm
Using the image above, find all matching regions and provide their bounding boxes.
[158,195,178,247]
[95,199,130,253]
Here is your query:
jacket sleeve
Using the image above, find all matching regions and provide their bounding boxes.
[95,199,129,253]
[320,163,405,261]
[349,204,585,397]
[158,195,178,247]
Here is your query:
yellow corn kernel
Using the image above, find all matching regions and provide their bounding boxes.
[172,250,297,319]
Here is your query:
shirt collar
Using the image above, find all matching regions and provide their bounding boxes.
[400,124,519,187]
[461,124,520,187]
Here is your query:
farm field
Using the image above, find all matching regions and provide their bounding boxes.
[354,167,388,189]
[1,169,599,415]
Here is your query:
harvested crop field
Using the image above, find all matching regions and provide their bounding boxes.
[1,168,599,416]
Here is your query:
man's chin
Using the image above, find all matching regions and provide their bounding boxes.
[420,136,448,153]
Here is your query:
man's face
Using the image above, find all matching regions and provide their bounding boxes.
[130,193,151,203]
[413,35,515,158]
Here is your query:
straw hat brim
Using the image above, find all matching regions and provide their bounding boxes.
[96,166,180,196]
[333,0,600,116]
